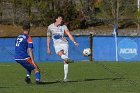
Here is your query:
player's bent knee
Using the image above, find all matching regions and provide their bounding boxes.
[64,61,68,64]
[57,51,63,56]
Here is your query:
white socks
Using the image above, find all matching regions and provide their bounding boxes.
[61,54,69,80]
[27,74,30,77]
[61,54,68,60]
[64,63,68,80]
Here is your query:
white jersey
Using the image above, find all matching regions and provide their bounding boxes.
[47,23,68,46]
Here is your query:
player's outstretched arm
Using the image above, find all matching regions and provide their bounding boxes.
[65,30,79,46]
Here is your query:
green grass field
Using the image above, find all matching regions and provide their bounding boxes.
[0,61,140,93]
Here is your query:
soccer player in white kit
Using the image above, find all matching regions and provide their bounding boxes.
[47,14,79,81]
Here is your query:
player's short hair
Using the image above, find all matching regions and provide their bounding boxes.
[22,21,30,30]
[55,14,64,19]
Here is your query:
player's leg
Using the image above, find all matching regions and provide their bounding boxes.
[54,44,73,81]
[58,51,74,63]
[55,44,74,63]
[33,65,41,82]
[64,63,68,81]
[25,69,32,84]
[26,58,46,84]
[57,51,69,80]
[56,44,73,81]
[26,69,31,77]
[63,51,69,81]
[16,59,45,84]
[26,58,41,82]
[16,60,34,84]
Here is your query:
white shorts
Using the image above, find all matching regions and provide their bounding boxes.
[54,43,69,56]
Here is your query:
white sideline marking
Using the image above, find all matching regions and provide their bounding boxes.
[0,65,11,67]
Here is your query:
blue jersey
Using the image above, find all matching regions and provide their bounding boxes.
[15,33,33,59]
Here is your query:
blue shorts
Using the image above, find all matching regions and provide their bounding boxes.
[16,58,35,71]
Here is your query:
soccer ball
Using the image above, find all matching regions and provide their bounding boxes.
[83,48,91,56]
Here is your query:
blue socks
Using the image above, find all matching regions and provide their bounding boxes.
[26,70,41,81]
[35,72,40,81]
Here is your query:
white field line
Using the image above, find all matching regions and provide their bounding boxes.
[0,65,11,67]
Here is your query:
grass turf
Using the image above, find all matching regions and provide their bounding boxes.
[0,62,140,93]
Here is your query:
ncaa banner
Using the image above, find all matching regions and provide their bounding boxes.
[118,37,139,61]
[93,36,140,61]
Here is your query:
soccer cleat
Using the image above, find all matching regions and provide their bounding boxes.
[64,58,74,64]
[36,81,47,85]
[63,79,70,82]
[25,76,31,84]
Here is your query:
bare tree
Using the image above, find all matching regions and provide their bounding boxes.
[0,0,2,22]
[96,0,136,27]
[12,0,16,25]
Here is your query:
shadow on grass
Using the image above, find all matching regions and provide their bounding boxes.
[39,77,125,84]
[20,77,125,85]
[0,78,125,88]
[84,77,125,81]
[62,77,125,83]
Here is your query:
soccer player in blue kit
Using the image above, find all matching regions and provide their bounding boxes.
[15,22,45,84]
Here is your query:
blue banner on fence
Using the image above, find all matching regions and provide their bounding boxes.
[0,36,90,62]
[1,36,140,62]
[93,36,140,61]
[0,38,15,62]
